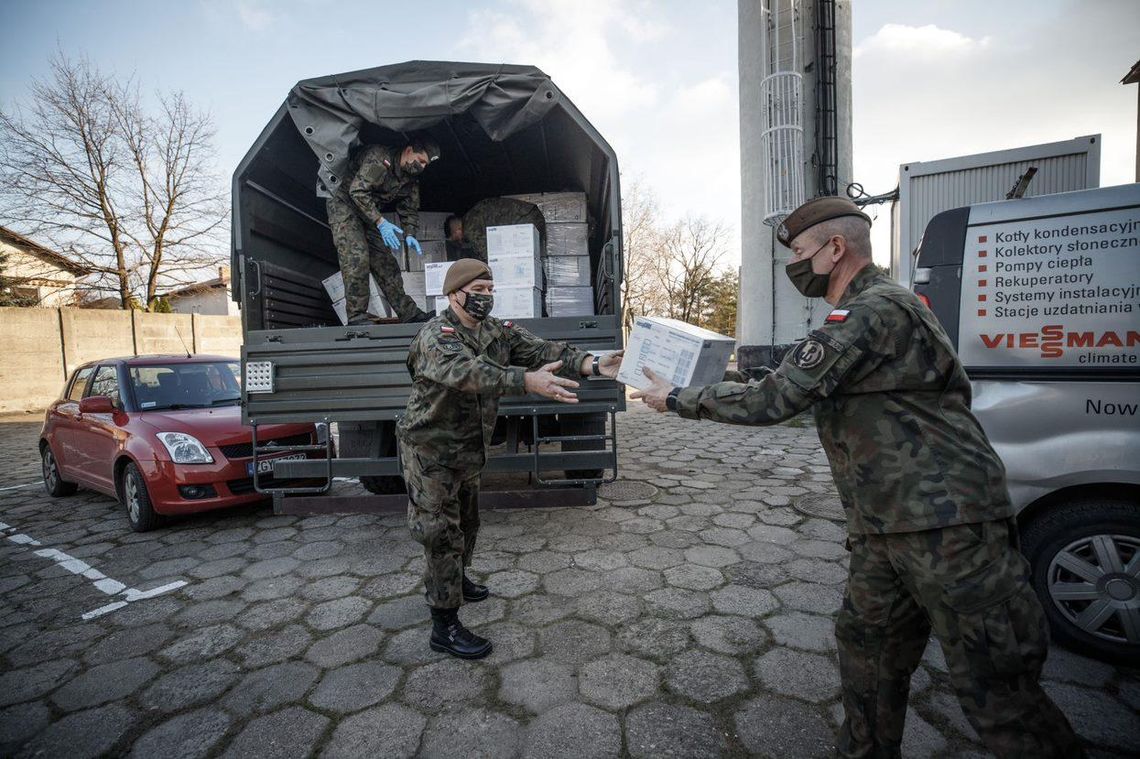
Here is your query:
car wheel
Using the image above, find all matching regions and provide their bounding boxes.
[41,444,77,497]
[121,462,161,532]
[1021,498,1140,664]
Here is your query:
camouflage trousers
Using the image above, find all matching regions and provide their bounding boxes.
[401,445,481,609]
[835,519,1084,759]
[325,196,424,322]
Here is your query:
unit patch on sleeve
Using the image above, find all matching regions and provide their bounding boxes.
[825,309,850,323]
[792,339,827,370]
[440,326,456,334]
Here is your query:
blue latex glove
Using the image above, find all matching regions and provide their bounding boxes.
[405,235,423,256]
[378,219,403,251]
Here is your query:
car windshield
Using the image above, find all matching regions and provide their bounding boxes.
[129,362,241,411]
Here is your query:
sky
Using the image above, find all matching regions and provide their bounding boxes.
[1,0,1137,270]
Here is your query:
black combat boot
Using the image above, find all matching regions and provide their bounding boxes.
[407,309,433,323]
[462,573,490,602]
[429,607,493,659]
[346,313,380,326]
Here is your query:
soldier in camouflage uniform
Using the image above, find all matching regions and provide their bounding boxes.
[325,137,440,324]
[398,258,622,658]
[445,197,546,262]
[632,197,1084,758]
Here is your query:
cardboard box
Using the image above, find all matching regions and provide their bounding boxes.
[425,261,457,296]
[506,192,587,223]
[329,293,395,325]
[434,295,450,315]
[416,211,455,242]
[545,286,594,317]
[491,287,543,319]
[618,316,734,390]
[487,223,541,259]
[489,251,543,290]
[404,240,447,272]
[323,272,396,324]
[544,255,591,287]
[547,222,589,257]
[402,271,427,310]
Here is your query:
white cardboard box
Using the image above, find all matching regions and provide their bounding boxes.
[489,252,543,289]
[323,272,395,323]
[487,224,540,259]
[425,261,457,296]
[434,295,450,314]
[491,287,542,319]
[617,316,734,390]
[544,255,591,287]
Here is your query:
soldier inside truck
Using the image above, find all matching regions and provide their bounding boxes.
[325,135,441,325]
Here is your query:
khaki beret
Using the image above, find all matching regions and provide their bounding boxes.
[776,197,871,247]
[443,258,493,294]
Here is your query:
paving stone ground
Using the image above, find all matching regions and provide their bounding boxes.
[1,407,1138,758]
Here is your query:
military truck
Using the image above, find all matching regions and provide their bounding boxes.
[230,62,625,498]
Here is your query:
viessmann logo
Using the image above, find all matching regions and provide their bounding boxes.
[979,325,1140,359]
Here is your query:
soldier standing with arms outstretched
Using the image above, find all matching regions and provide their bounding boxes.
[632,197,1084,758]
[398,259,622,658]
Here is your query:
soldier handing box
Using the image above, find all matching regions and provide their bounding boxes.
[632,197,1084,758]
[397,259,622,659]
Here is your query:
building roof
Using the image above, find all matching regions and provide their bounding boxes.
[161,272,230,300]
[1123,59,1140,85]
[0,226,93,276]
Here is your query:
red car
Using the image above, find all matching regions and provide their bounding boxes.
[39,354,323,531]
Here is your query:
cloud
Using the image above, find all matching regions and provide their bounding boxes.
[458,0,663,125]
[456,1,741,262]
[854,23,990,60]
[237,1,274,31]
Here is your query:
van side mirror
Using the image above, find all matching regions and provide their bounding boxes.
[79,396,115,414]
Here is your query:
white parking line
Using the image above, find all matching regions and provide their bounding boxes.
[0,483,36,492]
[2,523,188,621]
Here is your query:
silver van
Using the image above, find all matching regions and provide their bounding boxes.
[913,183,1140,663]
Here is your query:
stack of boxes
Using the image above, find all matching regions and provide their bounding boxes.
[401,210,452,314]
[508,192,595,317]
[486,224,543,318]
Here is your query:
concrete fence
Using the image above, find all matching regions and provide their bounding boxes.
[0,307,243,413]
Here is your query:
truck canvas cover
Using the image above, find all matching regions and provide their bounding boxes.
[288,62,561,195]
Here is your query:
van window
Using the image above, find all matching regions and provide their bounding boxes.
[66,367,94,402]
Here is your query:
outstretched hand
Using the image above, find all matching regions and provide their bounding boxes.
[629,367,674,412]
[597,350,624,379]
[524,360,580,404]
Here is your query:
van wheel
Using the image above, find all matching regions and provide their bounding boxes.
[121,463,162,532]
[1021,498,1140,664]
[41,444,77,497]
[360,476,407,495]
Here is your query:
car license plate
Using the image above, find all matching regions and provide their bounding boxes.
[247,453,305,476]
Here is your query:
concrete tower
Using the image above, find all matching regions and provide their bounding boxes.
[737,0,854,369]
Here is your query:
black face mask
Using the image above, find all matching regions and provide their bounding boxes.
[785,239,834,297]
[460,290,494,321]
[403,159,425,176]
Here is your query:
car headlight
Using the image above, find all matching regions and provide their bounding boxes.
[156,432,215,464]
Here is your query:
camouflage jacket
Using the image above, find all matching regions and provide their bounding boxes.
[675,266,1013,534]
[397,306,590,470]
[336,144,421,236]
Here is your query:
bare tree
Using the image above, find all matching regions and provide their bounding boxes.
[654,215,729,323]
[619,176,667,333]
[0,52,226,309]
